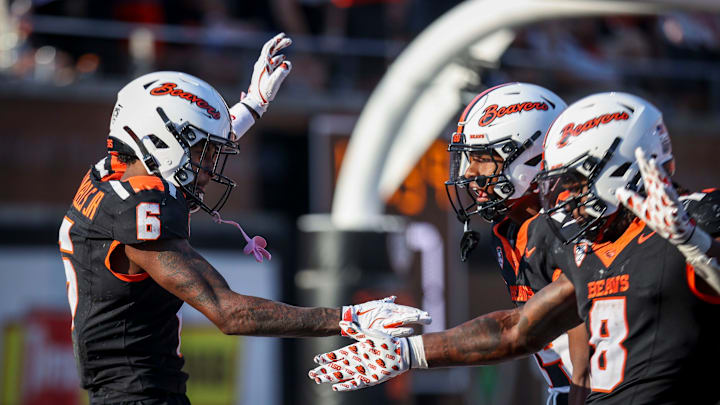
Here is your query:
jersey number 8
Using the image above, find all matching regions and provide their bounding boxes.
[588,297,628,393]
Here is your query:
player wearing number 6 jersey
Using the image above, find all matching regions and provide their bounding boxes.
[309,92,720,404]
[59,35,430,405]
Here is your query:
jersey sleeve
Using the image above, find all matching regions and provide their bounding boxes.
[110,182,189,245]
[683,188,720,238]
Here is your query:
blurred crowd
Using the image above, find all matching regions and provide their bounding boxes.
[0,0,462,92]
[2,0,720,116]
[500,15,720,117]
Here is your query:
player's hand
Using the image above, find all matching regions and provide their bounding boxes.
[342,296,431,337]
[308,321,410,391]
[615,148,697,245]
[241,32,292,117]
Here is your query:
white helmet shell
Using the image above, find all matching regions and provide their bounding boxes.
[455,82,568,200]
[542,92,673,217]
[109,71,234,188]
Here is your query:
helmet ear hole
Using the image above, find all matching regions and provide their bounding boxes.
[524,154,542,167]
[609,162,632,178]
[148,135,169,149]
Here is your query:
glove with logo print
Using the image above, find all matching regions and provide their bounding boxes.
[617,148,720,293]
[308,321,427,392]
[616,148,704,247]
[343,296,431,338]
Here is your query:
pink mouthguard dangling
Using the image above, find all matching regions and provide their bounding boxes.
[212,211,271,263]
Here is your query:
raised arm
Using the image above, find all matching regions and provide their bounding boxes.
[126,238,340,337]
[422,274,581,367]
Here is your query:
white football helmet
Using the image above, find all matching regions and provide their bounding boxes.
[536,92,673,243]
[446,82,567,223]
[108,71,239,213]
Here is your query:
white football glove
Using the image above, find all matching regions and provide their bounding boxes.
[241,32,292,117]
[342,296,431,338]
[615,148,710,249]
[616,148,720,293]
[308,321,427,392]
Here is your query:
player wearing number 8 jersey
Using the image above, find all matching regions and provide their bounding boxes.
[310,83,591,404]
[58,37,431,405]
[309,92,720,405]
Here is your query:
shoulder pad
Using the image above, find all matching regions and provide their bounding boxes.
[682,189,720,238]
[104,176,189,244]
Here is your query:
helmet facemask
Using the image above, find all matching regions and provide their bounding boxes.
[536,137,622,244]
[156,107,240,214]
[446,132,543,223]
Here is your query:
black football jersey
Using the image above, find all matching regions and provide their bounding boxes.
[555,189,720,404]
[59,156,190,395]
[491,217,573,391]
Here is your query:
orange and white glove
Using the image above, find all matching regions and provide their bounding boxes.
[230,32,292,137]
[308,321,427,392]
[343,296,431,338]
[616,148,720,292]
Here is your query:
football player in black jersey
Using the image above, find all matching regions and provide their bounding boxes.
[310,83,592,403]
[308,92,720,404]
[443,83,587,405]
[58,34,430,405]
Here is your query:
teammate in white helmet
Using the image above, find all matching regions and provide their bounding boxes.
[58,34,430,404]
[309,92,720,405]
[313,83,591,404]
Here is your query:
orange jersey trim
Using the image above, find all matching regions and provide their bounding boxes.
[592,218,645,268]
[101,154,126,181]
[515,214,537,262]
[493,217,521,275]
[686,263,720,304]
[126,176,165,193]
[104,240,149,282]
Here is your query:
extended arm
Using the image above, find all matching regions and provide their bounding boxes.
[126,238,339,337]
[124,238,430,337]
[423,274,581,367]
[310,275,581,391]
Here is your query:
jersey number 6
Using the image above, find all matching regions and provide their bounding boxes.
[137,203,161,240]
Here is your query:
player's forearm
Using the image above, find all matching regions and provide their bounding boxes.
[218,293,340,337]
[422,309,526,367]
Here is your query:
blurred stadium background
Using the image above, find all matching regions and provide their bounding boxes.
[1,0,720,404]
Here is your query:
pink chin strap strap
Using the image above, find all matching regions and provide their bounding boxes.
[212,211,271,263]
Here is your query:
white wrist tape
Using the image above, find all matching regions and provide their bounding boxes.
[229,103,256,139]
[408,335,428,369]
[678,227,720,294]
